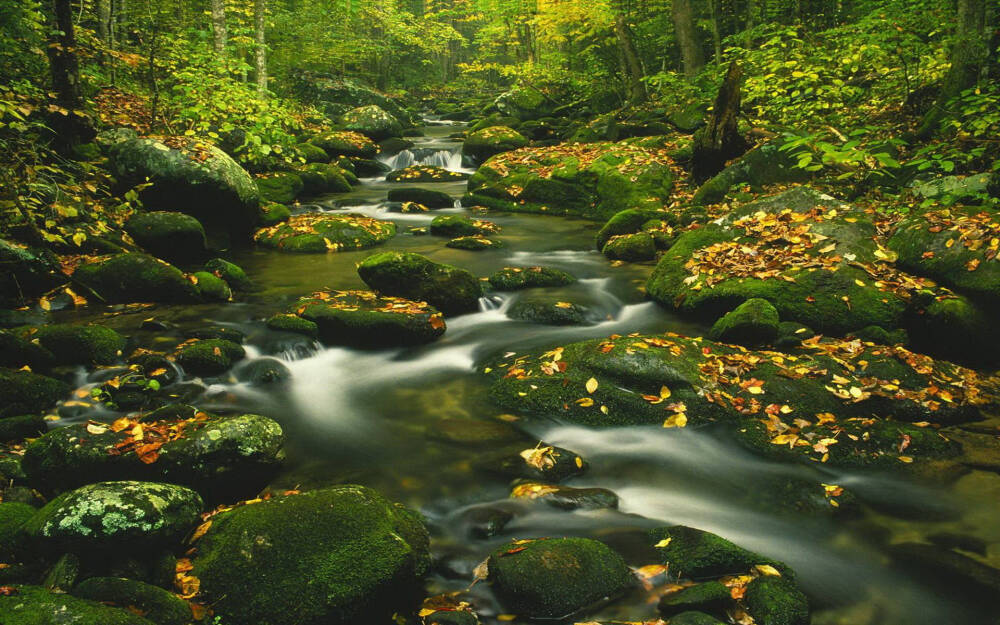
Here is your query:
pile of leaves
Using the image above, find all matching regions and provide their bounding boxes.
[918,208,1000,267]
[295,289,444,330]
[485,142,675,190]
[87,409,211,465]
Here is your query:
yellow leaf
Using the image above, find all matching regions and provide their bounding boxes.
[754,564,782,577]
[770,434,799,446]
[747,385,764,395]
[659,386,672,399]
[898,456,913,463]
[86,423,108,435]
[663,413,688,428]
[585,377,598,394]
[654,538,673,548]
[575,397,594,407]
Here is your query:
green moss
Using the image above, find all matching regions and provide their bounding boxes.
[602,232,657,261]
[74,253,199,303]
[301,163,352,193]
[256,172,305,204]
[254,214,396,253]
[488,266,576,290]
[193,486,429,625]
[294,290,445,347]
[430,215,500,238]
[709,298,780,347]
[487,537,631,618]
[658,581,731,617]
[358,251,482,315]
[32,324,126,366]
[175,339,245,376]
[651,526,787,579]
[259,202,292,227]
[295,142,330,163]
[267,313,319,337]
[0,585,156,625]
[0,414,46,442]
[387,166,468,183]
[125,212,207,263]
[190,271,230,302]
[0,502,35,557]
[446,236,503,251]
[386,187,455,208]
[73,577,191,625]
[508,300,588,325]
[463,126,528,161]
[341,105,403,140]
[596,208,673,250]
[310,131,378,159]
[205,258,253,291]
[0,330,55,371]
[744,575,809,625]
[0,368,70,418]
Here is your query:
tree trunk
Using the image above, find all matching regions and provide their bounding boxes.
[918,0,989,138]
[48,0,82,108]
[672,0,705,77]
[97,0,110,41]
[692,60,749,182]
[615,15,647,104]
[709,0,723,65]
[210,0,228,60]
[255,0,268,96]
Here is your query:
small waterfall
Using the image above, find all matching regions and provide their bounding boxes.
[379,147,465,172]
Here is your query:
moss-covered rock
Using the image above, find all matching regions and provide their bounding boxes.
[0,502,35,557]
[352,158,391,177]
[647,188,913,335]
[446,236,503,251]
[30,324,126,366]
[342,105,403,141]
[488,266,576,291]
[191,271,231,302]
[254,213,396,253]
[651,525,787,579]
[235,358,291,386]
[192,486,429,625]
[386,187,455,208]
[493,86,559,121]
[463,126,529,162]
[267,313,319,337]
[125,211,207,263]
[510,482,618,510]
[508,299,589,325]
[311,131,379,159]
[256,172,305,204]
[0,414,47,442]
[109,137,260,245]
[743,575,809,625]
[174,338,245,376]
[23,481,202,554]
[0,330,55,371]
[430,215,501,238]
[358,251,482,315]
[73,577,191,625]
[259,201,292,227]
[602,232,657,261]
[23,412,284,500]
[387,165,468,183]
[487,537,631,618]
[73,253,199,303]
[709,298,780,347]
[465,141,675,220]
[0,368,70,418]
[595,208,682,250]
[692,142,811,206]
[301,163,352,193]
[0,585,156,625]
[658,581,731,617]
[0,239,66,305]
[906,294,1000,366]
[204,257,253,291]
[292,289,446,348]
[295,142,330,163]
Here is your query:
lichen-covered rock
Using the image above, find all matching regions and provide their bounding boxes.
[463,126,528,162]
[191,271,231,302]
[430,215,500,238]
[174,338,245,376]
[358,251,482,315]
[466,141,674,220]
[692,142,810,206]
[23,481,202,554]
[22,412,284,500]
[0,585,156,625]
[311,131,379,159]
[0,239,66,305]
[709,298,780,347]
[342,105,403,141]
[73,253,198,303]
[109,137,260,244]
[192,486,429,625]
[291,289,445,348]
[488,266,576,291]
[602,232,657,261]
[508,300,589,325]
[73,577,191,625]
[386,187,455,208]
[29,324,126,366]
[254,214,396,253]
[487,537,631,618]
[387,165,468,183]
[0,368,70,418]
[446,236,503,251]
[204,258,253,291]
[125,211,207,263]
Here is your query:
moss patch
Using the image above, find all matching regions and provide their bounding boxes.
[254,214,396,253]
[291,289,446,347]
[358,251,482,315]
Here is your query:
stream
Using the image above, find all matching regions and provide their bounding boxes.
[50,119,1000,625]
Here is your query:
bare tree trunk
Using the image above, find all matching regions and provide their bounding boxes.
[709,0,723,65]
[255,0,268,96]
[615,15,647,104]
[692,61,749,181]
[210,0,228,61]
[48,0,82,108]
[672,0,705,77]
[97,0,110,41]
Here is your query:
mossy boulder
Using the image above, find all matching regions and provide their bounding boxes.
[31,324,126,366]
[23,481,202,554]
[0,414,47,442]
[602,232,657,261]
[387,165,468,183]
[494,86,558,121]
[692,142,810,206]
[0,239,66,305]
[465,141,674,220]
[659,581,731,618]
[73,253,198,303]
[508,299,589,325]
[595,207,683,250]
[192,486,429,625]
[906,294,1000,366]
[125,211,207,263]
[311,131,379,159]
[256,172,305,204]
[358,251,482,315]
[235,358,291,386]
[175,338,245,376]
[430,215,501,238]
[295,142,330,163]
[0,329,56,371]
[23,412,284,500]
[292,289,446,348]
[463,126,528,162]
[0,585,156,625]
[743,575,809,625]
[109,136,260,245]
[709,298,780,347]
[647,188,912,335]
[267,313,319,337]
[386,187,455,208]
[191,271,231,302]
[301,163,352,193]
[447,236,503,251]
[0,368,70,418]
[204,258,253,291]
[0,502,35,556]
[254,214,396,253]
[487,537,631,618]
[341,105,403,141]
[488,266,576,291]
[73,577,191,625]
[651,525,787,579]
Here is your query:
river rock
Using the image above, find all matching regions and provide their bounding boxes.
[0,330,56,372]
[744,575,810,625]
[341,105,403,141]
[294,142,330,163]
[447,236,503,251]
[22,412,283,499]
[266,313,319,337]
[109,136,260,245]
[488,266,576,291]
[256,171,305,204]
[73,577,191,625]
[486,537,631,618]
[291,289,446,347]
[358,251,482,315]
[463,126,528,162]
[0,585,156,625]
[300,162,352,193]
[692,142,810,205]
[508,299,589,325]
[0,239,66,305]
[192,486,429,625]
[386,187,455,208]
[254,213,396,253]
[235,358,292,386]
[510,482,618,510]
[466,141,674,220]
[602,232,657,261]
[125,211,207,263]
[387,165,468,183]
[595,207,695,250]
[430,215,500,238]
[709,298,780,347]
[174,338,245,376]
[29,324,126,366]
[311,131,378,159]
[0,368,70,418]
[73,253,198,303]
[204,257,253,291]
[659,581,731,618]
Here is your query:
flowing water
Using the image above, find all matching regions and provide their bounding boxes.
[51,120,1000,624]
